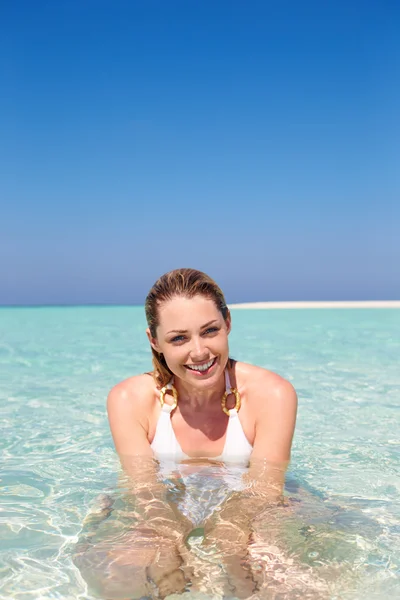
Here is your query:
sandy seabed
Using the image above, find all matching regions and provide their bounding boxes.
[229,300,400,309]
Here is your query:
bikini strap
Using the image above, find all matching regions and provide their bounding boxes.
[224,369,231,393]
[222,369,241,416]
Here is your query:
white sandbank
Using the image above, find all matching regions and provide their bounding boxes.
[229,300,400,310]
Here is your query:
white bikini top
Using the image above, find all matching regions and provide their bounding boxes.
[150,370,253,463]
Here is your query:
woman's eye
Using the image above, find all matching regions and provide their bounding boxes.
[171,335,186,343]
[203,327,219,335]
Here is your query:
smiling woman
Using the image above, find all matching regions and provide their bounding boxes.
[76,268,298,599]
[144,269,231,389]
[149,296,230,388]
[140,268,297,463]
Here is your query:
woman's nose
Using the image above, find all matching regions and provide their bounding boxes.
[190,337,208,359]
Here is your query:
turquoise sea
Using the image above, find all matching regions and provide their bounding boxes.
[1,306,399,599]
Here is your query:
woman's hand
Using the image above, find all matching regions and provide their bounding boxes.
[200,466,288,599]
[201,511,257,598]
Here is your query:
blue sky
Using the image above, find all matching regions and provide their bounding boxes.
[1,0,399,304]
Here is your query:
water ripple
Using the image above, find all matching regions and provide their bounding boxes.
[0,306,399,599]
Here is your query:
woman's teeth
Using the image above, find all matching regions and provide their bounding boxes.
[186,358,215,372]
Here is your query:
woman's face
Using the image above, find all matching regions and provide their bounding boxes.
[148,295,231,388]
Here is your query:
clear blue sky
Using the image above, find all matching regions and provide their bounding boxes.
[1,0,399,304]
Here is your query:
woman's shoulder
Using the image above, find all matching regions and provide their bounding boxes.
[107,374,159,454]
[233,361,297,406]
[107,373,157,414]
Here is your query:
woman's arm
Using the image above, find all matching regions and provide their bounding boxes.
[209,374,298,521]
[243,374,298,502]
[107,378,192,537]
[106,379,193,597]
[202,375,298,596]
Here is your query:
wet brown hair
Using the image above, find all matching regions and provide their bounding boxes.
[145,268,230,388]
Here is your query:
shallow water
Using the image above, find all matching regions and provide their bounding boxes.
[0,306,399,599]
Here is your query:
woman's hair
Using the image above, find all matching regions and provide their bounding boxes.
[145,268,230,387]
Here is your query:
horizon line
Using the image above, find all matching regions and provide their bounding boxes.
[0,300,399,309]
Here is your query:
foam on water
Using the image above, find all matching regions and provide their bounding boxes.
[0,306,399,599]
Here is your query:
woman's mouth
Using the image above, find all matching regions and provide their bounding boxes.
[184,357,217,375]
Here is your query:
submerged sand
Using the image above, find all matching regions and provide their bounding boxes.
[229,300,400,309]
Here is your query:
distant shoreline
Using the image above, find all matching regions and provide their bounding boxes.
[229,300,400,309]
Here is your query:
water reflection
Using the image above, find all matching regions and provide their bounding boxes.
[73,457,387,599]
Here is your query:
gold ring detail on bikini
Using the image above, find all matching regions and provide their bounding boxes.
[221,387,241,415]
[159,384,178,410]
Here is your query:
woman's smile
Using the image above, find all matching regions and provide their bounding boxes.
[184,357,218,376]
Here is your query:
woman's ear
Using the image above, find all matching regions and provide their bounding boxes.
[146,328,161,352]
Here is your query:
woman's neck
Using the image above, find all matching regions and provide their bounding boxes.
[174,373,226,412]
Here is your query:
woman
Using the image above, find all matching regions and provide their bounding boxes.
[78,268,298,599]
[109,267,297,466]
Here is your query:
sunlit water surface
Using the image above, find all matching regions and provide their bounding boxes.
[0,307,399,599]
